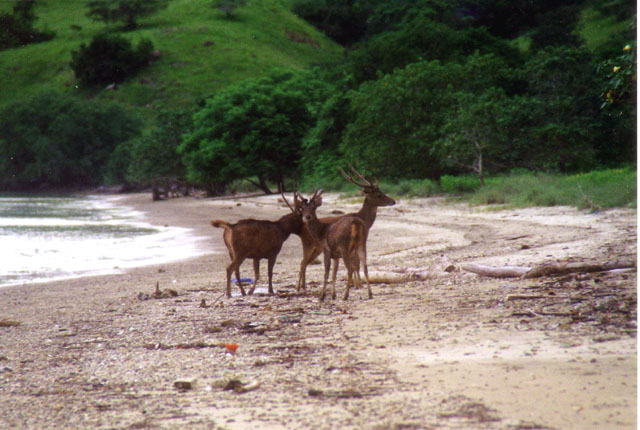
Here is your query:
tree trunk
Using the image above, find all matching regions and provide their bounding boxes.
[247,177,272,194]
[474,138,485,186]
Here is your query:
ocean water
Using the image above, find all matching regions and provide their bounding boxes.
[0,195,207,287]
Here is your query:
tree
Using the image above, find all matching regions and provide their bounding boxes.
[70,33,154,87]
[596,40,636,165]
[518,46,600,171]
[116,109,192,185]
[0,92,142,190]
[348,15,520,84]
[437,89,510,185]
[179,70,329,195]
[292,0,376,46]
[342,53,514,179]
[86,0,118,32]
[299,87,352,186]
[0,0,55,50]
[212,0,247,19]
[86,0,169,31]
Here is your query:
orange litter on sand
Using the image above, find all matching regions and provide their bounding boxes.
[225,344,239,354]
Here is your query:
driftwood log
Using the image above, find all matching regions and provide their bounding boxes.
[461,261,636,279]
[460,264,531,278]
[522,262,636,278]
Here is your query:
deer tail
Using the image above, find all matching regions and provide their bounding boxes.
[349,222,362,257]
[211,219,232,231]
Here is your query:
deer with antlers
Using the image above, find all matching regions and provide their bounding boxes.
[298,189,371,300]
[211,190,304,298]
[295,166,395,292]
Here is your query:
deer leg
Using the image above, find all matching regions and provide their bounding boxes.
[235,268,243,287]
[320,251,331,301]
[227,250,243,288]
[248,259,260,295]
[343,255,355,300]
[331,258,339,300]
[226,259,246,297]
[359,246,372,299]
[298,246,321,292]
[266,256,276,295]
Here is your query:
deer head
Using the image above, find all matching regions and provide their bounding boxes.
[298,189,324,224]
[339,165,395,207]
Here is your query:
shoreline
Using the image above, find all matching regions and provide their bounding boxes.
[0,193,215,289]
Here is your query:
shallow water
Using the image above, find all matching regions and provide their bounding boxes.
[0,195,208,287]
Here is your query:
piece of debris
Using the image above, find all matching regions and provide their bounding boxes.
[523,261,636,279]
[242,322,268,334]
[139,282,178,300]
[461,263,531,278]
[444,264,457,273]
[224,378,260,393]
[154,281,178,298]
[307,388,363,398]
[438,396,501,422]
[174,377,196,391]
[199,299,209,308]
[0,319,21,328]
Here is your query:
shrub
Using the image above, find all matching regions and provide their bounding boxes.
[467,168,636,209]
[0,0,55,50]
[440,175,482,194]
[70,33,154,87]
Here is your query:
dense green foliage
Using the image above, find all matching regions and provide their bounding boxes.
[179,70,329,194]
[106,109,192,186]
[0,93,142,190]
[86,0,169,31]
[0,0,54,50]
[0,0,636,209]
[70,33,154,87]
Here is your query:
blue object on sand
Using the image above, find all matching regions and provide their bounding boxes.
[233,278,253,284]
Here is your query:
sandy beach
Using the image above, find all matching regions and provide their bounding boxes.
[0,192,636,429]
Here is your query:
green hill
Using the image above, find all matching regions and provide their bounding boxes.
[0,0,343,113]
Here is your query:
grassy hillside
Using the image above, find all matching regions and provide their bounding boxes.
[0,0,343,113]
[577,5,633,53]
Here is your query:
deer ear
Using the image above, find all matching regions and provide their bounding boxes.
[314,196,323,207]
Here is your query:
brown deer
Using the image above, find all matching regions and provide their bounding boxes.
[299,189,372,301]
[211,191,303,298]
[295,166,395,291]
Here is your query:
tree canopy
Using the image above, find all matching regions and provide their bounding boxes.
[179,70,330,194]
[0,93,142,190]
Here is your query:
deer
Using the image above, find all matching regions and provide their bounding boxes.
[298,189,372,301]
[211,190,304,298]
[295,165,395,292]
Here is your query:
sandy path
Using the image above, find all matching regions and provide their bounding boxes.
[0,192,636,429]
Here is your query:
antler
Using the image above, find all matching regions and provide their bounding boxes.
[279,183,296,213]
[311,189,324,201]
[339,164,373,188]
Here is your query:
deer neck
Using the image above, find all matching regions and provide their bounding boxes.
[355,198,377,230]
[304,215,327,243]
[277,212,303,237]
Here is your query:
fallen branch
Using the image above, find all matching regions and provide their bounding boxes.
[461,263,531,278]
[461,261,636,279]
[522,261,636,279]
[505,294,548,301]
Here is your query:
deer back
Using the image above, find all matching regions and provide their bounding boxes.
[325,216,365,259]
